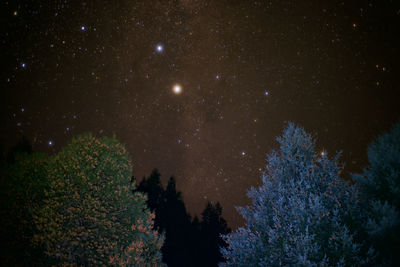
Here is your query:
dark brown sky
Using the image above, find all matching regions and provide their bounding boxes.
[2,0,399,228]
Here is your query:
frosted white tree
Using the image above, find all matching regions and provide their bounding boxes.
[221,123,374,266]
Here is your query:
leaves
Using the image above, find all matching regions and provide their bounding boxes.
[33,133,163,266]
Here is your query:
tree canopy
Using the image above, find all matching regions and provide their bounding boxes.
[353,122,400,265]
[32,133,164,266]
[136,169,230,267]
[220,123,374,266]
[0,150,49,265]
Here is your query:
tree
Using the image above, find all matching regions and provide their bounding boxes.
[353,122,400,265]
[136,169,165,229]
[33,133,163,266]
[161,177,193,267]
[135,170,231,267]
[6,136,33,163]
[0,151,49,266]
[220,123,374,266]
[199,202,230,267]
[136,171,193,266]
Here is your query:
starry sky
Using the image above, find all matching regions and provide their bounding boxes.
[2,0,399,228]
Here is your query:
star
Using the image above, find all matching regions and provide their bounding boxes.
[241,151,246,156]
[48,140,54,146]
[264,91,269,96]
[156,44,163,53]
[81,26,86,31]
[21,63,26,68]
[172,84,182,94]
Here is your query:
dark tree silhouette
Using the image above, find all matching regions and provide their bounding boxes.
[161,177,193,266]
[135,169,230,267]
[6,136,33,163]
[0,142,49,266]
[136,169,165,229]
[199,202,231,267]
[136,170,192,266]
[0,143,5,165]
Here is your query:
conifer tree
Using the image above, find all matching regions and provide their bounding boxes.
[136,170,231,266]
[136,169,165,229]
[221,123,374,266]
[200,202,230,267]
[136,171,193,266]
[33,133,163,266]
[161,177,192,266]
[353,122,400,265]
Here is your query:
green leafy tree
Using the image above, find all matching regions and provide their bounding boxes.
[33,133,164,266]
[220,123,374,266]
[353,122,400,265]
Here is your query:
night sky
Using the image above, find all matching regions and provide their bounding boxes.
[2,0,399,228]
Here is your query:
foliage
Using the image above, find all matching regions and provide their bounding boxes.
[199,202,231,267]
[6,136,33,163]
[136,169,166,230]
[0,151,49,265]
[353,122,400,265]
[160,176,193,266]
[136,170,192,266]
[220,123,374,266]
[33,133,163,266]
[136,169,230,267]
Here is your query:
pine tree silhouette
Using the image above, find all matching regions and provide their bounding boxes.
[135,169,231,267]
[199,202,230,267]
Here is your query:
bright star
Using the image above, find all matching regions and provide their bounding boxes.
[172,84,182,94]
[156,44,163,52]
[81,26,86,31]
